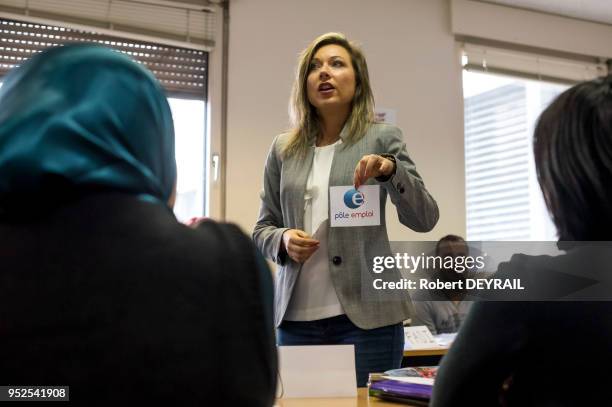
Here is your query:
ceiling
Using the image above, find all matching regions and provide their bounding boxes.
[481,0,612,25]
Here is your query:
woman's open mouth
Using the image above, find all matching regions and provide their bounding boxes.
[318,82,335,96]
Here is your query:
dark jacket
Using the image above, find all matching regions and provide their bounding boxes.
[0,193,277,406]
[431,246,612,406]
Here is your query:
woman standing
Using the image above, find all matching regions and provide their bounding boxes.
[253,32,439,386]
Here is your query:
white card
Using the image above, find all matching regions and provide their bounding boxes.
[404,326,439,349]
[329,185,381,227]
[277,345,357,398]
[374,107,397,125]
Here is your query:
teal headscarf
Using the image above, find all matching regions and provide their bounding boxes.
[0,44,176,216]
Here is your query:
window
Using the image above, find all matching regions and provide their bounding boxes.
[460,43,606,241]
[463,71,567,241]
[169,98,206,222]
[0,17,209,221]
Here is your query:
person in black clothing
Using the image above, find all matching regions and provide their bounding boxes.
[432,76,612,406]
[0,44,276,405]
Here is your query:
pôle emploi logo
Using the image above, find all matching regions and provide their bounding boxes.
[335,188,374,221]
[343,188,365,209]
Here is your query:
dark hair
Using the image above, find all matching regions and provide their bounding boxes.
[435,234,466,255]
[534,75,612,241]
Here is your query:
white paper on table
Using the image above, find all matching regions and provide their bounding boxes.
[434,333,457,347]
[329,185,380,227]
[404,326,439,349]
[277,345,357,398]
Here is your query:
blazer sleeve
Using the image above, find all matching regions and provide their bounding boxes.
[252,135,290,265]
[378,126,439,232]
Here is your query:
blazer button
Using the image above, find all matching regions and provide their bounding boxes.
[399,187,405,194]
[332,256,342,265]
[396,182,403,189]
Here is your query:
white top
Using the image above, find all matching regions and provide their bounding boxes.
[284,140,344,321]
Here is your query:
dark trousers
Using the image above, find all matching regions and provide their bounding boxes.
[277,314,404,387]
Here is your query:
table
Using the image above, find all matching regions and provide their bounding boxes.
[403,347,448,358]
[276,388,422,406]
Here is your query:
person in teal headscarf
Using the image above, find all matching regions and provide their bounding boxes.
[0,44,276,405]
[0,43,176,215]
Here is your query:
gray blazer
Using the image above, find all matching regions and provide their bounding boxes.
[253,123,439,329]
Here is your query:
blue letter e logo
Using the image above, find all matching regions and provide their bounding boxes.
[344,188,365,209]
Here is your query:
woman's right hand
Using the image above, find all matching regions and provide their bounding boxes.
[282,229,320,263]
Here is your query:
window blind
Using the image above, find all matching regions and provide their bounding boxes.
[465,84,531,240]
[0,17,207,98]
[464,77,565,241]
[462,43,607,84]
[462,42,602,240]
[0,0,215,50]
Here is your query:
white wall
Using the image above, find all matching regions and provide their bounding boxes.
[226,0,466,240]
[452,0,612,60]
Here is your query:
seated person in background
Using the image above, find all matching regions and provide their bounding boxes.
[411,235,472,334]
[0,44,276,405]
[431,76,612,406]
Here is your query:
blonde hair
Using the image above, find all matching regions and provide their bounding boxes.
[283,32,375,158]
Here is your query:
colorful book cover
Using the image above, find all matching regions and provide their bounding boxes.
[384,366,438,379]
[368,366,438,403]
[369,379,432,401]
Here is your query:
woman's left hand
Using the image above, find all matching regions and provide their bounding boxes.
[353,154,395,189]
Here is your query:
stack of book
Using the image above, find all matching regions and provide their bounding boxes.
[368,366,437,405]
